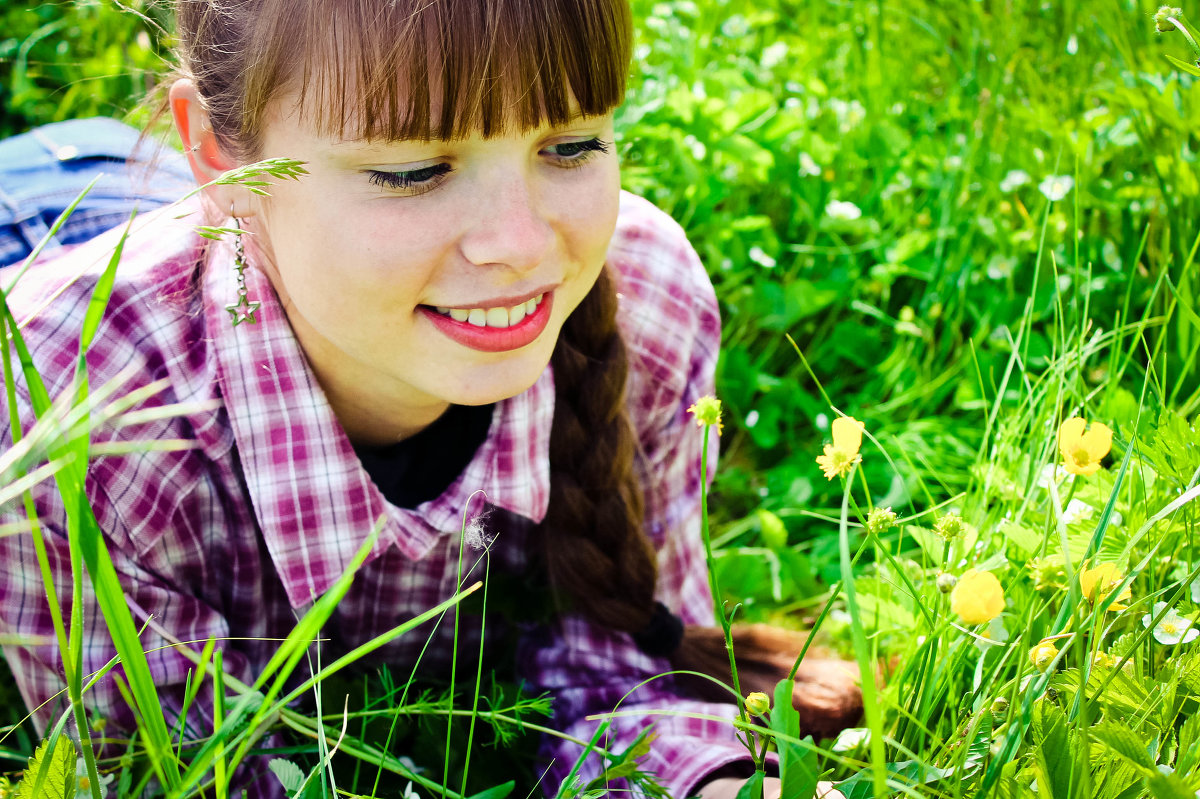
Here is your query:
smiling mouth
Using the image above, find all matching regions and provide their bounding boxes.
[431,294,544,329]
[420,292,554,353]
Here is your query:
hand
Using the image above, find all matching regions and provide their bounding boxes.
[698,776,846,799]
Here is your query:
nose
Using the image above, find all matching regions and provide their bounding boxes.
[458,169,554,273]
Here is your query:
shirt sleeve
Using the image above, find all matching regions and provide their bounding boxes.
[518,194,757,796]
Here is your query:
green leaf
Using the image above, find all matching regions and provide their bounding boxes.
[466,783,515,799]
[1147,771,1198,799]
[734,771,765,799]
[1176,713,1200,772]
[837,760,954,799]
[267,758,305,795]
[1091,722,1155,770]
[468,777,516,796]
[15,736,75,799]
[1163,54,1200,77]
[771,678,818,799]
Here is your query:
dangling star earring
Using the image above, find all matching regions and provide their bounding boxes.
[225,208,261,327]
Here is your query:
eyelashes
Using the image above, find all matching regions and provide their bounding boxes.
[366,137,612,195]
[367,163,452,194]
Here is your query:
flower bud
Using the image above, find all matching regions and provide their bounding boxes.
[1029,639,1059,671]
[1156,6,1184,33]
[934,513,972,541]
[744,691,771,716]
[990,696,1009,715]
[936,572,958,594]
[866,506,899,536]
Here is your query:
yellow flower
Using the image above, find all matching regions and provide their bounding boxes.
[816,416,864,480]
[744,691,771,716]
[1058,417,1112,476]
[1078,562,1132,611]
[1029,638,1060,670]
[1092,651,1116,669]
[949,569,1005,624]
[687,396,723,435]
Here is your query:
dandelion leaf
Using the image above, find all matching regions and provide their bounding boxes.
[267,758,305,795]
[14,736,76,799]
[1090,722,1154,769]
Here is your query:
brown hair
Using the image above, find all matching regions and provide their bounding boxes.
[174,0,631,156]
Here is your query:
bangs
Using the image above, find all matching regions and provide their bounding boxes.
[241,0,632,143]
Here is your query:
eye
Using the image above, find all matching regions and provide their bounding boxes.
[544,137,611,167]
[367,163,452,194]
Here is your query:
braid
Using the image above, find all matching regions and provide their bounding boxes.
[539,266,657,633]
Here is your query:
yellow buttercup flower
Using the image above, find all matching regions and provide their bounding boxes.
[1078,562,1132,611]
[1058,417,1112,476]
[949,569,1005,624]
[816,416,864,480]
[1030,638,1060,671]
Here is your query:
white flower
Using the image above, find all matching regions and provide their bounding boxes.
[1039,175,1074,202]
[1191,577,1200,604]
[825,200,862,221]
[832,727,870,752]
[1142,601,1200,645]
[799,152,821,177]
[1000,169,1030,192]
[749,246,776,268]
[1035,463,1073,489]
[1063,498,1094,524]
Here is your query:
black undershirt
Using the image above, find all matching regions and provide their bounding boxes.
[353,403,495,509]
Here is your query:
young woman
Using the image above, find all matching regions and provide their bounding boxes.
[0,0,852,795]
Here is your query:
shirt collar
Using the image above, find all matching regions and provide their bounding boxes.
[204,237,552,607]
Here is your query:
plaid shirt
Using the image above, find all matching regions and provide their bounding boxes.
[0,191,749,796]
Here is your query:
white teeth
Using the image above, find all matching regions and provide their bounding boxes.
[437,293,544,329]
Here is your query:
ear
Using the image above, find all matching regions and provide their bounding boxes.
[169,79,254,218]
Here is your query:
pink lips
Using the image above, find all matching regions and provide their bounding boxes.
[421,293,554,352]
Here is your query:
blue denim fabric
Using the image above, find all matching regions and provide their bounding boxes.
[0,117,194,269]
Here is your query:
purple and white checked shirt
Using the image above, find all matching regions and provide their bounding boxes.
[0,191,750,796]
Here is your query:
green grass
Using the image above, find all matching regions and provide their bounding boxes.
[3,0,1200,797]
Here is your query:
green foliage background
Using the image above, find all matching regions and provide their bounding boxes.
[4,0,1200,795]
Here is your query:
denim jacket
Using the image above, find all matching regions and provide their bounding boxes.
[0,117,192,268]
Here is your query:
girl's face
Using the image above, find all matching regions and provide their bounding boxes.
[246,96,621,444]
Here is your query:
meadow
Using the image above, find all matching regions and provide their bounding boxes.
[1,0,1200,796]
